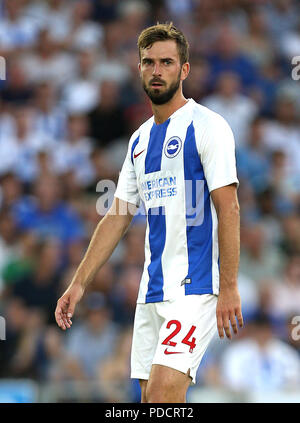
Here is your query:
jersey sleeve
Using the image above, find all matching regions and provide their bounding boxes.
[197,112,239,193]
[114,132,141,206]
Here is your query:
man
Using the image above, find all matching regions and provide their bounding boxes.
[55,23,243,403]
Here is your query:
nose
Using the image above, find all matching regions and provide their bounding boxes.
[152,62,162,77]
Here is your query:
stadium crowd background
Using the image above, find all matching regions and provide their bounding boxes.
[0,0,299,403]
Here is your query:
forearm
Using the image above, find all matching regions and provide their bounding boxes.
[217,201,240,292]
[211,185,243,338]
[70,204,133,290]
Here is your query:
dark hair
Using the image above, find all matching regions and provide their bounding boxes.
[138,22,189,66]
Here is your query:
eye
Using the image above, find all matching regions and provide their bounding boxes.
[163,59,172,65]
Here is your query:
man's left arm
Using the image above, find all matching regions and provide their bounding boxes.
[211,183,244,339]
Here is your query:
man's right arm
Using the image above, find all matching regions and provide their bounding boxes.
[55,197,135,330]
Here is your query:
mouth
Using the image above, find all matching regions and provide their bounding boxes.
[150,82,164,88]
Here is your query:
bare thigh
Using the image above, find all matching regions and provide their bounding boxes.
[139,379,148,403]
[140,364,191,403]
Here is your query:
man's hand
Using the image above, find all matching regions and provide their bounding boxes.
[55,283,84,330]
[216,287,243,339]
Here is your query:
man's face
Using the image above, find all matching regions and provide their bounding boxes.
[139,40,186,105]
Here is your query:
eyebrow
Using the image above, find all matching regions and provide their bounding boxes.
[142,57,175,63]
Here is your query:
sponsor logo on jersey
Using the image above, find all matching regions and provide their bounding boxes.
[164,348,184,355]
[133,149,145,159]
[141,176,177,202]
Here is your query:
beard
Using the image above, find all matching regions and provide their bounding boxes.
[142,71,181,105]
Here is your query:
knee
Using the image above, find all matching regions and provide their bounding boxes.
[145,383,165,403]
[146,379,181,403]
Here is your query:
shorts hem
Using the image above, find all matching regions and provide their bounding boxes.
[151,361,196,385]
[131,372,150,381]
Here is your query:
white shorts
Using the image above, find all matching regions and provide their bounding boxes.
[131,294,217,385]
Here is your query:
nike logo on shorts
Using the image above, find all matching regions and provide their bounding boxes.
[164,348,183,355]
[133,149,145,159]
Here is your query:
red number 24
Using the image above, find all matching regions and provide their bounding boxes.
[162,320,197,353]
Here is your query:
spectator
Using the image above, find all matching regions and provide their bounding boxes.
[25,0,72,43]
[11,175,85,246]
[21,28,76,88]
[10,239,62,323]
[280,214,300,256]
[36,325,87,382]
[0,100,15,140]
[118,0,151,47]
[110,265,142,326]
[51,114,95,187]
[88,79,128,147]
[183,58,211,102]
[220,313,300,392]
[9,308,46,378]
[237,273,260,322]
[240,223,285,283]
[1,59,33,105]
[0,210,19,293]
[203,71,258,146]
[65,292,120,379]
[0,298,29,377]
[62,49,100,114]
[119,46,148,109]
[98,327,133,402]
[90,0,119,24]
[122,222,146,267]
[207,23,259,89]
[236,117,270,193]
[239,7,275,68]
[62,0,104,51]
[165,0,195,20]
[0,105,52,183]
[0,0,40,56]
[262,0,300,42]
[32,82,67,141]
[91,21,131,84]
[267,150,300,207]
[280,17,300,59]
[89,263,115,297]
[262,97,300,183]
[1,231,38,297]
[266,255,300,323]
[255,187,284,247]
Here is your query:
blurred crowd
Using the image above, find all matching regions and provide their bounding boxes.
[0,0,299,403]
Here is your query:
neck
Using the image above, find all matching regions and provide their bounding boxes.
[151,90,188,125]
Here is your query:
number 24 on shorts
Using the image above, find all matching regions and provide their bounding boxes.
[162,320,196,353]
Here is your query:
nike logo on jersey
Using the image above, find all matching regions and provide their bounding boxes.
[164,348,184,355]
[133,149,145,159]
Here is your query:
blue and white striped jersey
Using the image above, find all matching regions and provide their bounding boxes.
[115,99,239,304]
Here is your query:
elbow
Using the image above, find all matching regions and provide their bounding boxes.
[232,200,240,215]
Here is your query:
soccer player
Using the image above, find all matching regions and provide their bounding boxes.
[55,23,243,403]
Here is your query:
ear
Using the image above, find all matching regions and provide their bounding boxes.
[138,62,141,77]
[180,62,190,81]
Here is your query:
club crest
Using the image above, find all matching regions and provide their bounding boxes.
[164,136,182,158]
